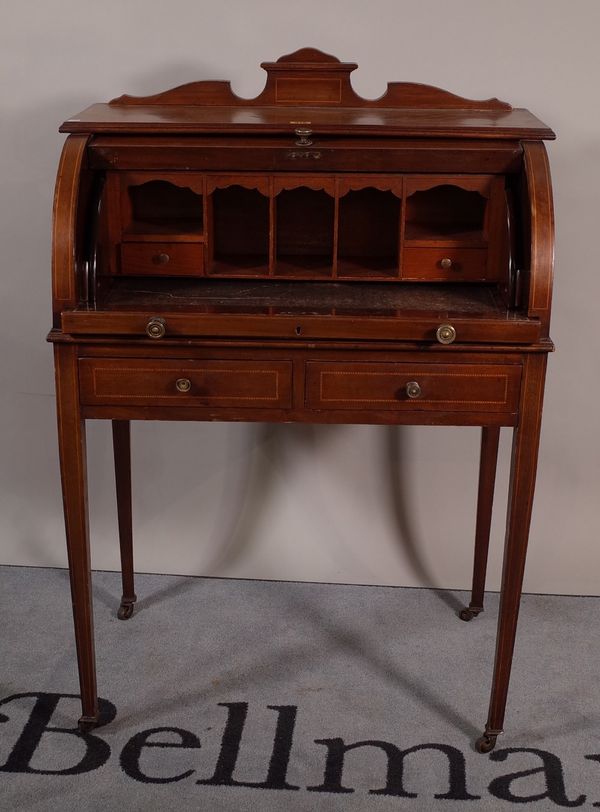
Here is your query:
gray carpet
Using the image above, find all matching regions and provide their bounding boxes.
[1,565,600,810]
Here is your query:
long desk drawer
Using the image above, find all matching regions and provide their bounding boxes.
[79,358,292,408]
[305,361,521,413]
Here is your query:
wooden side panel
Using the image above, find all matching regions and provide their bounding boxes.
[523,142,554,337]
[52,134,90,326]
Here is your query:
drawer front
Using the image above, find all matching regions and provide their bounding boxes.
[80,359,292,408]
[402,248,490,282]
[306,362,521,413]
[120,242,204,276]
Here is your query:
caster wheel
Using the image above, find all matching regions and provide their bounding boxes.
[459,606,482,622]
[78,715,99,733]
[475,734,497,753]
[117,602,134,620]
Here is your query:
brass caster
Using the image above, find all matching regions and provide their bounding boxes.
[475,733,498,753]
[459,606,482,622]
[78,714,100,733]
[117,601,135,620]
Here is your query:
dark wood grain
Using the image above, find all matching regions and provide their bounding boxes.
[120,242,204,276]
[80,358,293,408]
[109,48,513,111]
[52,135,89,326]
[62,310,542,344]
[523,142,554,338]
[51,50,555,752]
[402,248,489,281]
[54,344,99,729]
[62,50,553,138]
[460,426,500,621]
[480,354,547,751]
[89,136,524,174]
[62,104,554,140]
[112,420,136,620]
[305,361,521,413]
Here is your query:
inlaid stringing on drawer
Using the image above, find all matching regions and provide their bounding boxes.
[79,359,293,408]
[305,362,522,413]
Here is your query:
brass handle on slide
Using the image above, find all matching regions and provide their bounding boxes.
[436,324,457,345]
[145,317,166,339]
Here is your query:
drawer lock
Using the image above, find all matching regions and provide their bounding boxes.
[294,126,313,146]
[405,381,422,399]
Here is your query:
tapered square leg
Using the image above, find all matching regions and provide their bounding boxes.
[460,426,500,622]
[112,420,136,619]
[54,345,99,730]
[476,355,547,752]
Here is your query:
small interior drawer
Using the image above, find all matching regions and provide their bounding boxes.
[79,358,292,408]
[120,242,204,276]
[306,361,521,413]
[402,248,490,281]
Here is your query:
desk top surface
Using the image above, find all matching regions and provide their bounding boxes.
[62,104,553,140]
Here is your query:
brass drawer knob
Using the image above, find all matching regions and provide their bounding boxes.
[145,317,166,339]
[406,381,422,399]
[436,324,457,344]
[153,252,170,265]
[440,257,453,269]
[175,378,191,393]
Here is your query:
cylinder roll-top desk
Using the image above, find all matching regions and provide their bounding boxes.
[49,48,555,752]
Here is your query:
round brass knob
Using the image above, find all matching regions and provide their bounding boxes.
[436,324,457,345]
[145,317,166,339]
[175,378,191,393]
[440,257,453,269]
[406,381,422,399]
[153,252,170,265]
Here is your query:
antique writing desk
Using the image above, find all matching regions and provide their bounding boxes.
[49,49,555,752]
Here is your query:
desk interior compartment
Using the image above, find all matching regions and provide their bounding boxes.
[118,173,204,241]
[402,175,505,283]
[106,172,206,278]
[404,177,489,246]
[275,180,335,278]
[337,185,401,279]
[86,169,522,339]
[208,179,270,276]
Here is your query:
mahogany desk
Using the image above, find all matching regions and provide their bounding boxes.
[49,49,555,753]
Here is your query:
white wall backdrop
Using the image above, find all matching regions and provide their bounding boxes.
[1,0,599,594]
